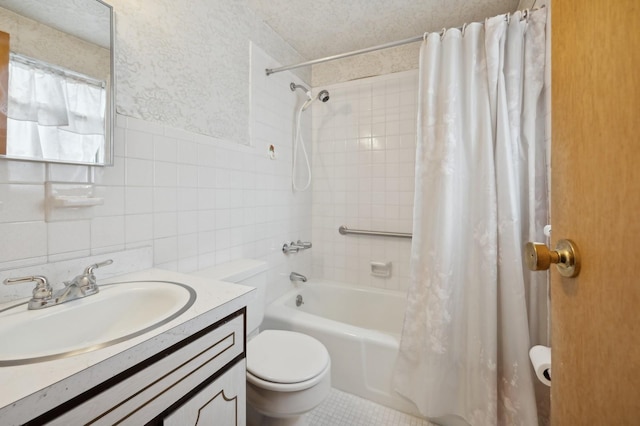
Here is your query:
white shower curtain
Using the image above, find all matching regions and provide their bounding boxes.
[394,9,548,426]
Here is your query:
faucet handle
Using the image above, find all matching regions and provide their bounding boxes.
[282,242,300,254]
[68,259,113,292]
[296,240,312,249]
[3,275,53,301]
[83,259,113,276]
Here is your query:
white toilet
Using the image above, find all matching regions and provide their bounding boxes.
[193,259,331,426]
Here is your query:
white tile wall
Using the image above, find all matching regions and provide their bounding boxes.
[250,43,314,303]
[311,70,418,291]
[0,44,313,305]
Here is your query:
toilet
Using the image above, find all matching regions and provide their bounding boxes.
[193,259,331,426]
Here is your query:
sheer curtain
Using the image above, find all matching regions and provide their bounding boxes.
[393,9,548,426]
[6,56,106,163]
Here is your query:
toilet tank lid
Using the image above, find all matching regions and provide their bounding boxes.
[192,259,268,283]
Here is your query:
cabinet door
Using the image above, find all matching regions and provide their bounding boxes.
[46,312,245,426]
[164,360,246,426]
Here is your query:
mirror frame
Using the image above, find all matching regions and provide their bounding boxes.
[0,0,115,167]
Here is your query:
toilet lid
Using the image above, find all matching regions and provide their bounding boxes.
[247,330,329,384]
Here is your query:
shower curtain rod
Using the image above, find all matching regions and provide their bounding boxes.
[265,35,424,76]
[265,6,543,76]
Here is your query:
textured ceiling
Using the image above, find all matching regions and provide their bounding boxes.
[248,0,520,60]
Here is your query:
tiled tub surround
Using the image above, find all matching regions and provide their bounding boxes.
[0,268,253,425]
[311,70,418,291]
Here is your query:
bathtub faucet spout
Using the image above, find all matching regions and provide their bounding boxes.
[289,272,307,283]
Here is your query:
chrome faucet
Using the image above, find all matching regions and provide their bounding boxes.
[293,240,312,249]
[3,259,113,310]
[282,240,313,254]
[289,272,307,283]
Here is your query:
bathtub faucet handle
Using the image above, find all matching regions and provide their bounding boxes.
[282,240,312,254]
[295,240,312,249]
[282,242,300,254]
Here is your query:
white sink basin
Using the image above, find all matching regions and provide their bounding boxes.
[0,280,196,366]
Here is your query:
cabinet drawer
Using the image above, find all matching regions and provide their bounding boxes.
[47,310,245,425]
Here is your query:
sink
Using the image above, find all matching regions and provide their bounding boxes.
[0,280,196,366]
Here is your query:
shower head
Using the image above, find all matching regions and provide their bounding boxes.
[318,90,330,103]
[290,83,330,106]
[300,88,331,111]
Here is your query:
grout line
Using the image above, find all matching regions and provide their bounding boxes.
[307,388,433,426]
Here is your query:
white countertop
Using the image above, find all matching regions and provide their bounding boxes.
[0,268,254,425]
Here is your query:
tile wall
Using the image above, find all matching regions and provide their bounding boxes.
[0,44,312,305]
[310,70,418,291]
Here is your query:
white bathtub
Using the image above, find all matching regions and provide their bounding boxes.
[262,280,421,417]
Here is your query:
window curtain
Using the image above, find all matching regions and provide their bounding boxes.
[393,8,549,425]
[6,57,106,163]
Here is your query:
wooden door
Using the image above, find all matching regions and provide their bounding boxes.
[551,1,640,424]
[0,30,8,155]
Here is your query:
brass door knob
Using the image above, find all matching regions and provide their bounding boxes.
[525,239,580,278]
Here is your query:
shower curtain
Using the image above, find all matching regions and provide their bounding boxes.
[393,9,548,426]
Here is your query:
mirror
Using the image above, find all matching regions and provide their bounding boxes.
[0,0,114,166]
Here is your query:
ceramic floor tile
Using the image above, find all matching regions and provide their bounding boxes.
[307,388,434,426]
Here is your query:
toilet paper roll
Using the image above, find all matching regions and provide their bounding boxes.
[529,345,551,387]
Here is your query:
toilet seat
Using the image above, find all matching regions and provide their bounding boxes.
[247,330,330,392]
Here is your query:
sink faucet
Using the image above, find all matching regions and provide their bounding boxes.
[289,272,307,283]
[3,259,113,310]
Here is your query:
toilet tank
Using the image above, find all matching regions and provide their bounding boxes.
[192,259,268,335]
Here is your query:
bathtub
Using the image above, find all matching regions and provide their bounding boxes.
[262,280,421,417]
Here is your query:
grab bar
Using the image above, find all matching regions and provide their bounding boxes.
[338,225,412,239]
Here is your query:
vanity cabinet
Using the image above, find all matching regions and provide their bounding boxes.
[164,361,245,425]
[31,309,246,426]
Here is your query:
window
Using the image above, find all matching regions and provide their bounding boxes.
[6,53,106,163]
